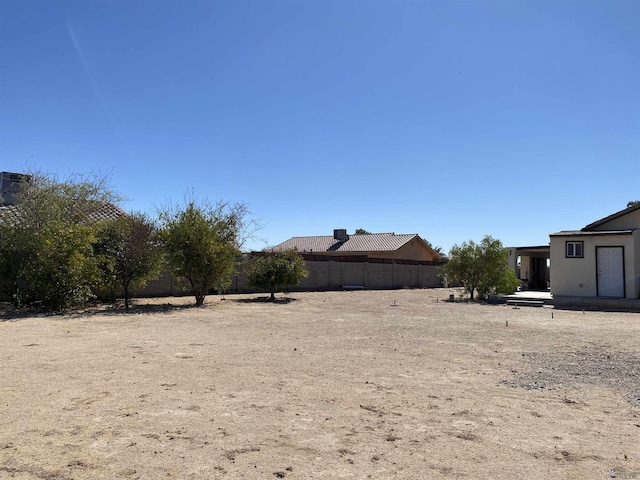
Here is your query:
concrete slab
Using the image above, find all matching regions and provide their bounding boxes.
[507,291,553,301]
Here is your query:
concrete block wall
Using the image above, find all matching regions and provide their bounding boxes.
[365,263,390,289]
[137,271,190,297]
[135,260,442,298]
[231,260,441,293]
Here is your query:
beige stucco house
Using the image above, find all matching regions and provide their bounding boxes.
[261,229,442,292]
[550,204,640,299]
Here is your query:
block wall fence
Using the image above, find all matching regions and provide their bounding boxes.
[138,259,443,297]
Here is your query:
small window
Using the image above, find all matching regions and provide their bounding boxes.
[566,241,583,258]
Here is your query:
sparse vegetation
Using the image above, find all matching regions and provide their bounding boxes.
[444,235,519,300]
[0,170,123,310]
[159,199,250,306]
[246,249,308,301]
[96,213,163,310]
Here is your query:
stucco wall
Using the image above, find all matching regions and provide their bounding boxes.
[519,255,531,281]
[550,233,638,298]
[634,232,640,298]
[385,240,436,262]
[507,248,518,271]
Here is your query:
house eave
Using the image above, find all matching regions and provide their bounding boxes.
[582,203,640,231]
[550,230,634,237]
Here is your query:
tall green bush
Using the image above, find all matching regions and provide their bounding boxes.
[159,200,249,306]
[445,235,519,300]
[247,249,308,301]
[0,171,122,310]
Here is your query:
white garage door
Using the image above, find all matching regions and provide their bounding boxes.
[597,247,624,297]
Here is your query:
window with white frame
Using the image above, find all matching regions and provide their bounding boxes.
[566,241,583,258]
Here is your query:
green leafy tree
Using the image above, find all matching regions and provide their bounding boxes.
[0,219,99,309]
[627,200,640,208]
[0,170,122,310]
[427,241,449,273]
[425,240,445,259]
[355,228,370,234]
[247,249,308,301]
[445,235,519,300]
[0,220,32,305]
[159,200,250,306]
[96,213,163,310]
[28,224,101,310]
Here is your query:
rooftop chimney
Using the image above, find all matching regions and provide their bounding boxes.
[333,229,349,242]
[0,172,31,206]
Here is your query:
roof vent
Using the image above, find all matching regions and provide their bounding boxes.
[333,229,349,242]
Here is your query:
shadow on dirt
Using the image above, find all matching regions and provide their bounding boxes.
[233,296,297,304]
[0,301,199,322]
[89,303,199,317]
[0,295,300,321]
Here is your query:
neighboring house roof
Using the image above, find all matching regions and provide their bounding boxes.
[582,203,640,231]
[0,206,23,226]
[274,233,429,254]
[87,202,127,222]
[0,202,126,226]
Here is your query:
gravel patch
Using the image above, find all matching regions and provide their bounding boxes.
[500,348,640,406]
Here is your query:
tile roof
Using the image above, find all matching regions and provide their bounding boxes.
[87,201,127,222]
[0,205,23,226]
[0,202,126,226]
[273,233,421,253]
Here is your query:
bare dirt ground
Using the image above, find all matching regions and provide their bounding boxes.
[1,288,639,480]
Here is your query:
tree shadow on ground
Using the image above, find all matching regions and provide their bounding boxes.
[233,296,297,304]
[0,301,199,322]
[87,302,199,317]
[0,305,62,322]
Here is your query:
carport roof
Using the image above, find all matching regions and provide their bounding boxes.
[513,245,550,256]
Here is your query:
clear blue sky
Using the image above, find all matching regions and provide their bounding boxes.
[1,0,638,252]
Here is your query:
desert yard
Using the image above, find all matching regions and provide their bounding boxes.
[0,289,639,479]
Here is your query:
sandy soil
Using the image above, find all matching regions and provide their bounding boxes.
[1,289,639,479]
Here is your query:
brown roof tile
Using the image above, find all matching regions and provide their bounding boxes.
[87,202,127,222]
[273,233,420,253]
[0,202,126,226]
[0,205,23,226]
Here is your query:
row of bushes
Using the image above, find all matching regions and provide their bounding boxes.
[0,172,306,311]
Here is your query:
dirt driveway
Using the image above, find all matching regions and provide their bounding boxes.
[1,289,639,479]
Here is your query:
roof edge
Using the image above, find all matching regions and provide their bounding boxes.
[550,230,634,237]
[582,203,640,231]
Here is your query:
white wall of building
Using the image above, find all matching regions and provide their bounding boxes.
[550,233,638,298]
